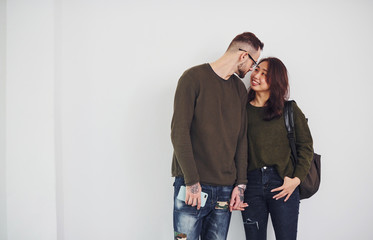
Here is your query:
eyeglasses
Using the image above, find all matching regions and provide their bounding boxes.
[238,48,258,67]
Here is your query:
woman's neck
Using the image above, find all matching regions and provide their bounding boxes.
[250,92,270,107]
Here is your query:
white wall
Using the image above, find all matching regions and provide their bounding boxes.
[5,0,57,239]
[0,0,7,239]
[2,0,373,239]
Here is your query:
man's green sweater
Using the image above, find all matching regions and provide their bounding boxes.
[171,64,248,186]
[247,102,313,181]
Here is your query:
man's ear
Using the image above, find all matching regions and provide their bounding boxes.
[238,52,247,64]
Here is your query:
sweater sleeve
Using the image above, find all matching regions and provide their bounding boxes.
[292,102,314,182]
[234,83,248,185]
[171,72,200,186]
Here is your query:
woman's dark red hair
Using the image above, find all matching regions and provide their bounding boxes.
[248,57,289,120]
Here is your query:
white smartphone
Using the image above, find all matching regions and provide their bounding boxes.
[176,185,208,207]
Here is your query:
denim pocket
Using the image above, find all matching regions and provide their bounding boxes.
[174,184,199,215]
[269,171,284,188]
[173,177,200,215]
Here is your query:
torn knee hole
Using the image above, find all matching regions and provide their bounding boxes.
[215,201,229,210]
[243,218,259,230]
[174,231,187,240]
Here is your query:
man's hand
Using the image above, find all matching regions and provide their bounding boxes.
[229,185,247,212]
[185,182,202,210]
[271,176,300,202]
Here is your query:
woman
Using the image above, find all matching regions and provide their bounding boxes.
[241,57,313,240]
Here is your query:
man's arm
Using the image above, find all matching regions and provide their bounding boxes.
[234,84,248,186]
[230,83,248,211]
[171,72,200,186]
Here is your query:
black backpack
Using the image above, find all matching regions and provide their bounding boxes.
[284,101,321,200]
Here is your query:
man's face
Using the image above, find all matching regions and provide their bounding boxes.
[237,50,260,78]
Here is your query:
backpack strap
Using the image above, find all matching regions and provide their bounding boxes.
[284,100,298,173]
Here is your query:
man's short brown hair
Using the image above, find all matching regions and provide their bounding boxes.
[227,32,264,52]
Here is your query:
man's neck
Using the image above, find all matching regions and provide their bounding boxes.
[209,54,237,80]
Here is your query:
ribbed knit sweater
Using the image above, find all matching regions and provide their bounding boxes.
[171,63,248,186]
[247,102,313,181]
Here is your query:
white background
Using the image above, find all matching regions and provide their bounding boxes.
[1,0,373,239]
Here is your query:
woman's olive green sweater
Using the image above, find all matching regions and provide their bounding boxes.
[247,102,313,182]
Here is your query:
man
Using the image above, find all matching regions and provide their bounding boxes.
[171,32,264,240]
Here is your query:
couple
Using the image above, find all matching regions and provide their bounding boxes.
[171,32,313,240]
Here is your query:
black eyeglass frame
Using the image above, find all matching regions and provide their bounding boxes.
[238,48,258,67]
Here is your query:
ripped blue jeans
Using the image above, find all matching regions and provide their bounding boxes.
[173,177,233,240]
[241,167,300,240]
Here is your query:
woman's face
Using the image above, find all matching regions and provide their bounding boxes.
[250,61,270,93]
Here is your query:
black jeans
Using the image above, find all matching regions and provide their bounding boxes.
[241,167,300,240]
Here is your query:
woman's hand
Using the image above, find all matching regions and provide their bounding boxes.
[271,176,300,202]
[231,202,249,211]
